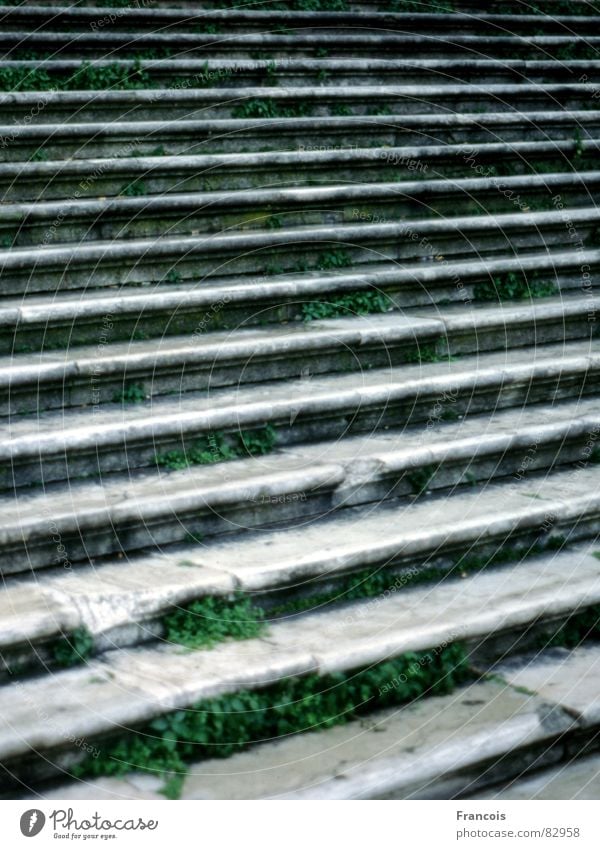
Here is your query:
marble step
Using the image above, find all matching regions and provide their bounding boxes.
[1,84,596,124]
[2,204,599,296]
[1,538,599,788]
[5,57,600,90]
[1,111,596,161]
[2,170,598,248]
[1,439,600,631]
[2,295,598,415]
[40,644,600,800]
[4,138,597,202]
[2,247,597,353]
[1,340,598,489]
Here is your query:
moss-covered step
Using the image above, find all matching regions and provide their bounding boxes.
[0,340,599,488]
[6,57,600,91]
[0,539,599,791]
[37,651,597,800]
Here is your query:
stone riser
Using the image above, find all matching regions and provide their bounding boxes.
[5,60,600,90]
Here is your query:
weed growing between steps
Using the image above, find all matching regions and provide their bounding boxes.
[71,642,470,787]
[0,61,151,92]
[155,426,277,471]
[162,594,266,650]
[301,290,391,320]
[474,272,557,302]
[537,603,600,650]
[232,99,314,119]
[50,628,94,669]
[113,384,147,404]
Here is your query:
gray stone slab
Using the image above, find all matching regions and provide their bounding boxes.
[495,646,600,727]
[39,679,574,801]
[1,540,599,762]
[474,753,600,800]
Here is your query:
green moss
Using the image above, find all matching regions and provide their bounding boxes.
[113,384,147,404]
[537,603,600,649]
[72,642,470,779]
[50,627,94,669]
[232,99,314,119]
[473,271,557,302]
[155,426,277,471]
[163,594,266,650]
[302,290,390,320]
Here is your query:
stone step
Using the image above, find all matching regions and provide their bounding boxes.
[3,31,600,60]
[2,84,596,124]
[2,111,596,161]
[0,399,598,589]
[2,205,599,296]
[3,171,598,248]
[1,537,599,790]
[39,643,600,800]
[473,752,600,799]
[3,7,598,35]
[2,295,598,416]
[5,58,600,90]
[4,246,595,352]
[0,340,598,490]
[2,139,597,202]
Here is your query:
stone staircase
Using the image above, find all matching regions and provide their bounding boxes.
[1,0,600,800]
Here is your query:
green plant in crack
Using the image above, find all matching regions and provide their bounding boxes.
[232,98,314,119]
[163,594,266,650]
[72,642,469,780]
[301,289,391,320]
[316,249,351,271]
[473,272,557,302]
[119,179,147,198]
[155,426,277,471]
[114,383,147,404]
[536,603,600,650]
[407,464,436,496]
[50,627,94,669]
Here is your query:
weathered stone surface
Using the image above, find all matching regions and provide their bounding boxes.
[38,679,574,800]
[474,754,600,800]
[494,646,600,728]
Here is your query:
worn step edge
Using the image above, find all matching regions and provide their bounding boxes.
[1,416,600,639]
[0,538,598,764]
[37,660,588,800]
